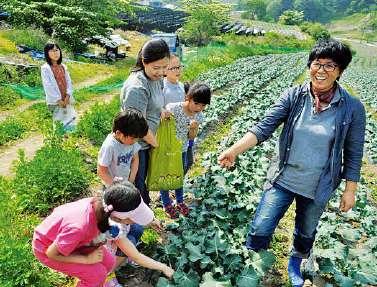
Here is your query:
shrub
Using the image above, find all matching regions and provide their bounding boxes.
[0,178,67,287]
[0,117,27,145]
[278,10,304,25]
[0,64,41,87]
[13,133,93,216]
[300,22,330,40]
[0,86,21,108]
[76,97,120,146]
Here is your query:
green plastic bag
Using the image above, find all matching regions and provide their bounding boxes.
[147,118,183,191]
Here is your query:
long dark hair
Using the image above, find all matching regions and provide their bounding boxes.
[97,181,142,232]
[132,39,170,72]
[44,42,63,65]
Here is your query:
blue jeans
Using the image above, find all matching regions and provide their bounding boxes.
[135,149,150,205]
[246,184,326,258]
[160,152,187,207]
[186,139,194,172]
[116,224,144,257]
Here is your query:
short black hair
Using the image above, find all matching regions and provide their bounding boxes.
[187,83,211,105]
[44,42,63,65]
[113,109,148,138]
[97,181,142,232]
[307,38,352,72]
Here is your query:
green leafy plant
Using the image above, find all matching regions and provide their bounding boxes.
[300,21,330,40]
[76,97,120,146]
[13,132,93,216]
[0,178,67,287]
[0,117,27,145]
[0,86,21,108]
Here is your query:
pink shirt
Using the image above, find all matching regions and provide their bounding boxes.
[33,198,100,256]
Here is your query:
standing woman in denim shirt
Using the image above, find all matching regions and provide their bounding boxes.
[120,39,170,205]
[218,38,366,287]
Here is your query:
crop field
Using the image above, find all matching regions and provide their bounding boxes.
[1,48,376,286]
[155,53,377,287]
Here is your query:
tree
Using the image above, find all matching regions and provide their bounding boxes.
[242,0,267,20]
[300,21,330,40]
[266,0,283,20]
[278,9,304,25]
[0,0,133,52]
[180,0,230,46]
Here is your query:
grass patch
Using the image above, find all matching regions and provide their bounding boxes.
[113,29,150,58]
[327,12,377,42]
[67,62,117,85]
[0,102,51,146]
[74,59,133,102]
[0,64,41,87]
[0,34,18,54]
[0,28,51,51]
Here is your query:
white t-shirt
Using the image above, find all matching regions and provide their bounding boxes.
[98,133,140,183]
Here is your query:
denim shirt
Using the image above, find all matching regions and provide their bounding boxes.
[250,83,366,206]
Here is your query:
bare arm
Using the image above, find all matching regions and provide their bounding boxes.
[97,165,113,186]
[218,132,258,168]
[188,120,199,140]
[143,129,158,148]
[116,237,174,278]
[128,153,139,184]
[45,242,103,264]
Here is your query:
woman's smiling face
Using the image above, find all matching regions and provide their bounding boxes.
[309,58,341,92]
[143,57,170,81]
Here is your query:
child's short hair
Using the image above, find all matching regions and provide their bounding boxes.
[187,83,211,105]
[113,109,148,138]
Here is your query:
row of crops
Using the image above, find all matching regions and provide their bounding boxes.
[197,53,306,140]
[156,53,377,286]
[342,58,377,163]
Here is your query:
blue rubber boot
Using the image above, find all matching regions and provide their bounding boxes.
[288,256,304,287]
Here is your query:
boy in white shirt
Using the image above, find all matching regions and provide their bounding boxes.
[98,109,148,186]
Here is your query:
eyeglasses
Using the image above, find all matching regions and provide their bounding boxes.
[167,65,184,71]
[310,62,338,72]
